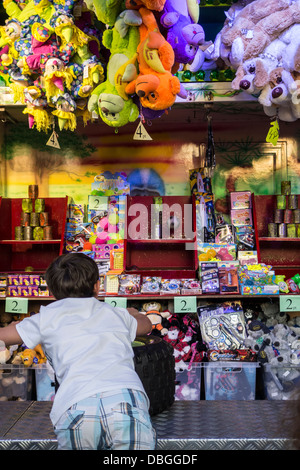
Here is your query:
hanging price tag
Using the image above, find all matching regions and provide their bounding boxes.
[174,296,197,313]
[5,297,28,314]
[46,130,60,149]
[266,119,279,146]
[105,297,127,309]
[279,295,300,312]
[133,121,152,141]
[88,195,108,211]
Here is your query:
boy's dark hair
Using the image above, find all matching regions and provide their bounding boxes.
[45,253,99,299]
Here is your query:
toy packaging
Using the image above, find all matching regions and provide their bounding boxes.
[180,279,202,295]
[230,191,252,209]
[238,251,258,266]
[207,349,257,362]
[198,243,237,262]
[234,225,256,251]
[160,279,181,295]
[197,302,246,351]
[231,208,253,227]
[189,168,212,195]
[200,262,219,294]
[218,266,239,294]
[118,275,141,295]
[195,194,216,243]
[141,277,162,294]
[215,224,235,244]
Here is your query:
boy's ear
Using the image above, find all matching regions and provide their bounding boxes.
[94,279,100,297]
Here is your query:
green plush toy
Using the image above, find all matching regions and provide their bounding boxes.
[84,0,125,26]
[88,10,141,128]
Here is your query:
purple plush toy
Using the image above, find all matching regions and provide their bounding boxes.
[160,0,205,66]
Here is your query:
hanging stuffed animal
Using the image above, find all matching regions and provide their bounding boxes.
[88,9,142,128]
[159,0,205,69]
[125,7,183,111]
[125,0,166,12]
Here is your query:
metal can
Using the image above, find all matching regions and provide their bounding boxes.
[276,195,286,210]
[278,223,287,238]
[33,227,44,240]
[20,212,30,227]
[35,198,45,213]
[281,181,291,195]
[287,223,296,238]
[15,226,23,240]
[294,209,300,223]
[23,226,32,240]
[284,209,293,223]
[274,209,284,223]
[30,212,40,227]
[39,212,49,227]
[22,199,33,213]
[288,195,298,210]
[296,224,300,238]
[28,185,39,199]
[268,223,277,237]
[43,226,53,240]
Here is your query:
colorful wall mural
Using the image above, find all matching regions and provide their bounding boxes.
[1,103,300,221]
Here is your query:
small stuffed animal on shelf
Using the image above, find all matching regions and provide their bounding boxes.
[140,301,171,336]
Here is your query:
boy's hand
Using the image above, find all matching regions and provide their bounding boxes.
[127,308,152,336]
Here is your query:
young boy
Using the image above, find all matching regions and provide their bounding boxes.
[0,253,156,450]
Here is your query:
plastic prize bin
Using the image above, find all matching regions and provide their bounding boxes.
[175,363,202,401]
[203,362,259,400]
[263,363,300,400]
[0,364,33,400]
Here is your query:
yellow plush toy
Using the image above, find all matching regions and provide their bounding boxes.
[125,7,181,111]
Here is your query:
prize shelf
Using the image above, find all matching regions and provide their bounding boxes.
[124,195,198,278]
[252,194,300,277]
[0,196,68,272]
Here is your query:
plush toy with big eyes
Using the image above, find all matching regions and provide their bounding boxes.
[159,0,204,67]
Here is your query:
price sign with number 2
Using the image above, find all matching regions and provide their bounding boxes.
[174,296,197,314]
[5,297,28,314]
[280,295,300,312]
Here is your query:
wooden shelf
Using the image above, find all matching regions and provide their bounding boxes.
[0,240,61,244]
[259,237,300,242]
[126,239,195,244]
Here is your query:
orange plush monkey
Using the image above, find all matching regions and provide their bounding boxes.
[125,7,181,110]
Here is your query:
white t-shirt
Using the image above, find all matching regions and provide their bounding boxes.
[16,297,146,426]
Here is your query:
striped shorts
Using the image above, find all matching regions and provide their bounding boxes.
[54,389,156,450]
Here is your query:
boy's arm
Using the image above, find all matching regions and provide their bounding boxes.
[0,322,23,347]
[127,308,152,336]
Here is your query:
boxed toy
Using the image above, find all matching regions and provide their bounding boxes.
[160,279,181,295]
[180,279,202,295]
[238,251,258,265]
[198,243,237,262]
[215,224,234,244]
[189,168,212,195]
[218,266,239,294]
[195,194,216,243]
[141,277,161,294]
[118,275,141,295]
[231,208,253,226]
[200,262,219,294]
[230,191,252,209]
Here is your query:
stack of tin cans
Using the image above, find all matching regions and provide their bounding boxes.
[268,181,300,238]
[14,185,53,241]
